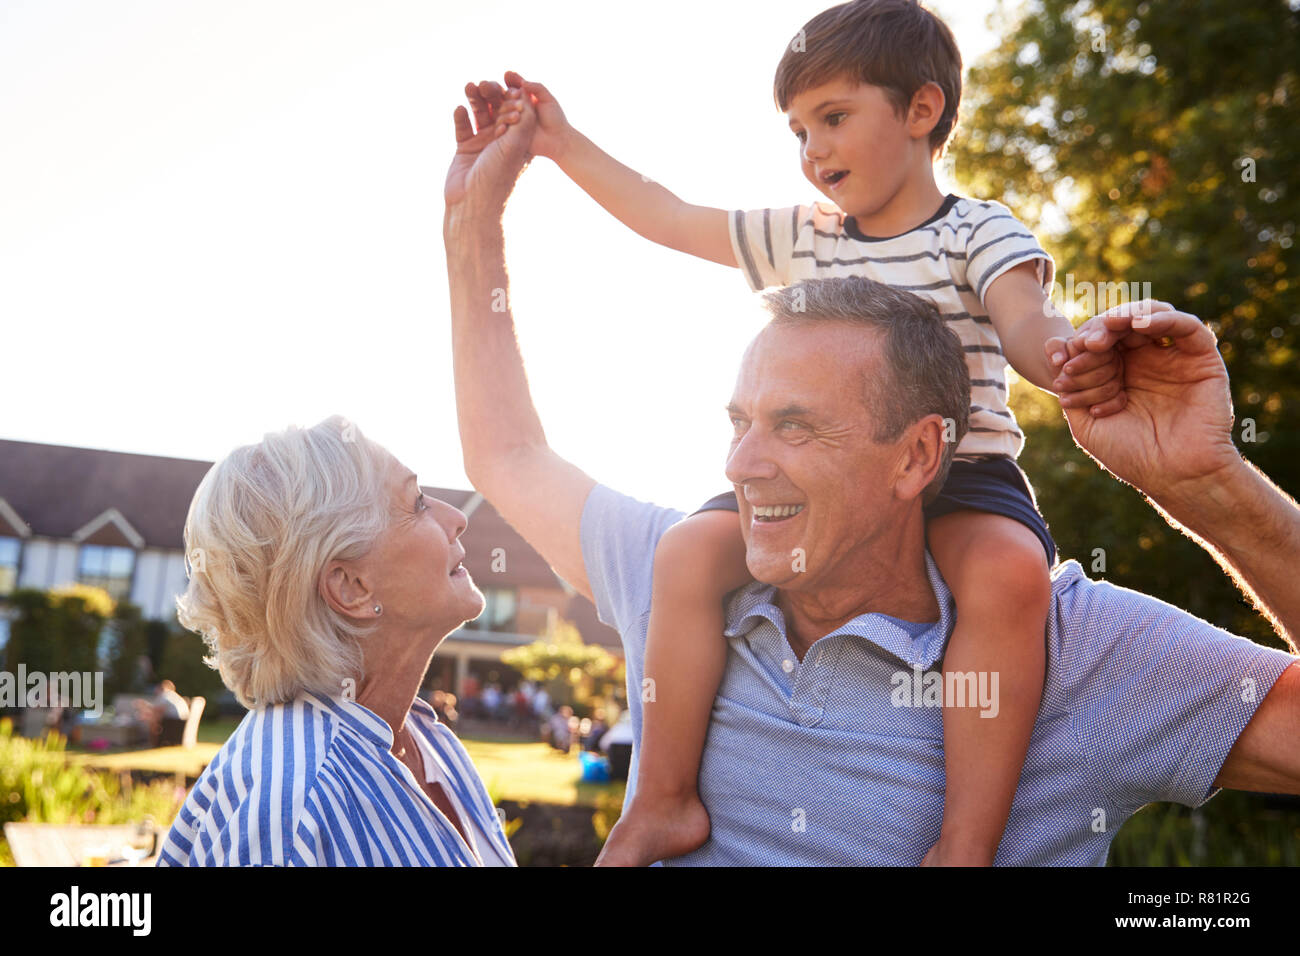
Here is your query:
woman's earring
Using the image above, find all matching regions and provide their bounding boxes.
[373,604,382,616]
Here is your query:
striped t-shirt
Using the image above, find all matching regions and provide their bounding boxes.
[157,691,516,866]
[728,195,1055,460]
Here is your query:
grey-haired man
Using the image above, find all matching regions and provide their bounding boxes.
[444,83,1300,865]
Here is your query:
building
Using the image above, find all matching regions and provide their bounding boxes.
[0,438,620,696]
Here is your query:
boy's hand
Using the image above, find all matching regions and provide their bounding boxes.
[503,71,576,162]
[1045,300,1180,417]
[1046,322,1127,417]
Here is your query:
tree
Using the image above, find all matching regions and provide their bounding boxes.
[948,0,1299,645]
[501,619,625,716]
[159,625,228,701]
[3,586,114,678]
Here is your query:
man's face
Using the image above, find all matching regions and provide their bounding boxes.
[785,77,916,221]
[725,321,906,592]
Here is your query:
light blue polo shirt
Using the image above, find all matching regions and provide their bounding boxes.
[580,483,1297,866]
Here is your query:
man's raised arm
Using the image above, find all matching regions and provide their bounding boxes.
[1055,304,1300,794]
[1058,304,1300,648]
[444,83,596,601]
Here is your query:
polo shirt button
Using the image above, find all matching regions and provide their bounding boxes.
[782,659,794,673]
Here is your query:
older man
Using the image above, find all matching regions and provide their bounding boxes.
[444,87,1300,865]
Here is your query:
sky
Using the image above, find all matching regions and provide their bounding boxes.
[1,0,1005,513]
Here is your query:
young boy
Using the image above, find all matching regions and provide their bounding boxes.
[487,0,1122,865]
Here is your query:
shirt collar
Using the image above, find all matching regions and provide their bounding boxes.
[723,550,957,670]
[298,689,399,749]
[843,193,961,242]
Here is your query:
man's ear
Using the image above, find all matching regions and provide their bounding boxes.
[893,413,946,503]
[906,82,945,142]
[319,560,376,622]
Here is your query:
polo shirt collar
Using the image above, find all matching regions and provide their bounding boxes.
[723,550,956,670]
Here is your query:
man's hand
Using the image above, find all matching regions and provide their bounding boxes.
[1053,300,1240,514]
[1052,299,1300,796]
[503,71,575,162]
[444,81,535,215]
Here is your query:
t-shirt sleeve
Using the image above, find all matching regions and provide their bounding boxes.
[728,206,805,292]
[963,203,1056,305]
[1058,569,1297,810]
[579,483,685,636]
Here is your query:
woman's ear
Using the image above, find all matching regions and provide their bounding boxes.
[319,560,376,622]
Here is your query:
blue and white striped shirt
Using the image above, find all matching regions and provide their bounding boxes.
[158,691,515,866]
[581,484,1298,866]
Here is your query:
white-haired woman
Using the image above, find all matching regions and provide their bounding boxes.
[157,417,515,866]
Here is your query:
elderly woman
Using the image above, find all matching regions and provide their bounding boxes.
[157,417,515,866]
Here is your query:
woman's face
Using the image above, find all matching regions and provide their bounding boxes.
[364,454,485,634]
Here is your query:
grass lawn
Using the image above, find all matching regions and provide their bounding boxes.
[74,744,221,779]
[73,715,625,809]
[70,716,243,779]
[197,716,243,744]
[462,737,625,808]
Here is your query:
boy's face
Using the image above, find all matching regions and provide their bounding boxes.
[786,77,920,220]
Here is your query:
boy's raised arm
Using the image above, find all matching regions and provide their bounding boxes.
[504,72,737,269]
[985,262,1126,415]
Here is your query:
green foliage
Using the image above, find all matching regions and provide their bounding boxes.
[484,778,524,840]
[159,627,227,701]
[1108,791,1300,865]
[0,718,183,866]
[6,587,227,701]
[101,601,151,697]
[493,799,606,867]
[501,619,626,716]
[951,0,1299,646]
[3,587,113,676]
[591,789,624,844]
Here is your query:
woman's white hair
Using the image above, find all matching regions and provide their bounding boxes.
[176,416,391,708]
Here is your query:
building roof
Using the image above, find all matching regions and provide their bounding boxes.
[0,439,212,549]
[0,438,619,646]
[446,490,570,590]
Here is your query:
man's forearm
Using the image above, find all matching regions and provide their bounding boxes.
[442,99,599,600]
[445,209,546,480]
[1154,457,1300,650]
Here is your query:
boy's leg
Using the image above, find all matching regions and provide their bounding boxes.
[595,509,750,866]
[924,510,1050,866]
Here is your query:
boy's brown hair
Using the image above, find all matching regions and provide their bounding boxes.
[774,0,963,156]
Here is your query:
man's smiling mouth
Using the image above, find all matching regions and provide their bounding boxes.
[752,504,805,522]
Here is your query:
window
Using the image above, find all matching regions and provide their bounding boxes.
[0,537,19,595]
[465,587,517,633]
[77,544,135,602]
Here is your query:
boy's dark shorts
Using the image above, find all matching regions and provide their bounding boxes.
[693,456,1057,566]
